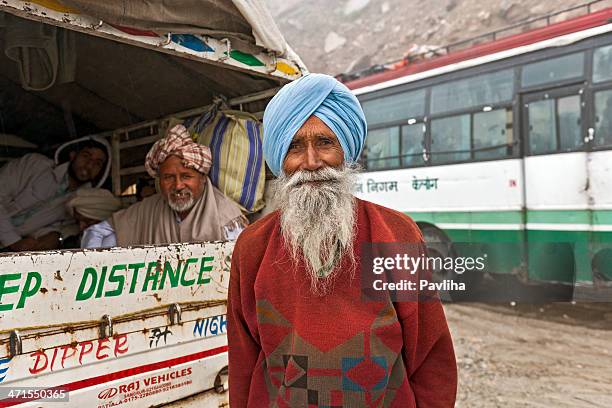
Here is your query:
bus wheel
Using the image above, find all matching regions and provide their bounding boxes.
[420,225,483,302]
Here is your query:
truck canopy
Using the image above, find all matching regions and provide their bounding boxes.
[0,0,306,159]
[57,0,290,55]
[0,2,304,405]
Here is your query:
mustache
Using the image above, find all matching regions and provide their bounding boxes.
[170,188,193,197]
[283,166,346,188]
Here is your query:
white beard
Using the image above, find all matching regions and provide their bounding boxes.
[272,164,358,295]
[164,180,206,213]
[167,188,197,213]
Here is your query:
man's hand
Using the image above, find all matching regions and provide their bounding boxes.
[8,232,60,252]
[8,237,39,252]
[33,232,61,250]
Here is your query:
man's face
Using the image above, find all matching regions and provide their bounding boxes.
[282,116,344,175]
[274,115,359,295]
[70,147,107,182]
[159,155,206,213]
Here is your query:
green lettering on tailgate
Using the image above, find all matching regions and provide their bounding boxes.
[197,256,214,284]
[76,267,97,301]
[181,258,197,287]
[142,261,161,292]
[127,263,145,294]
[106,264,126,297]
[0,273,21,311]
[159,261,181,290]
[17,271,41,309]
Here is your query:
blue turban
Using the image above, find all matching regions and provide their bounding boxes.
[262,73,367,176]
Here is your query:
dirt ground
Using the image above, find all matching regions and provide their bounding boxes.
[167,301,612,407]
[447,302,612,407]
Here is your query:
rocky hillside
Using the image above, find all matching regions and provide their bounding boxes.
[265,0,605,75]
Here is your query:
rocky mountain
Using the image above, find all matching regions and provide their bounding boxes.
[265,0,601,76]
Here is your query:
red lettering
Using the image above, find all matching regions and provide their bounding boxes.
[78,341,94,365]
[119,384,127,393]
[28,350,48,374]
[61,345,77,368]
[113,334,128,357]
[186,367,192,375]
[50,347,59,371]
[96,338,111,360]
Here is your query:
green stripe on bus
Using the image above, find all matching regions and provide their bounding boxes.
[407,211,522,224]
[446,228,610,243]
[526,210,590,224]
[593,210,612,225]
[526,210,612,225]
[407,209,612,225]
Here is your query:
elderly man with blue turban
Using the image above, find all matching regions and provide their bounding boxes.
[228,74,457,407]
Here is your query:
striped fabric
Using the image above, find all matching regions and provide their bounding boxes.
[186,109,266,213]
[0,357,10,383]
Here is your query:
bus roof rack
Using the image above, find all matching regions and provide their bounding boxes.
[337,0,609,83]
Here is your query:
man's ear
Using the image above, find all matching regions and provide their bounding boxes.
[69,151,77,161]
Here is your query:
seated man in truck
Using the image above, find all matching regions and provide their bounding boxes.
[0,138,109,252]
[228,74,457,407]
[83,125,245,248]
[63,188,122,248]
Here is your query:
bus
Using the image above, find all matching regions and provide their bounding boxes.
[343,2,612,299]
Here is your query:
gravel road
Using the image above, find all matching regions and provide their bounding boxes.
[447,303,612,407]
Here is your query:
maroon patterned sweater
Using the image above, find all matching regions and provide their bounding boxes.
[228,198,457,407]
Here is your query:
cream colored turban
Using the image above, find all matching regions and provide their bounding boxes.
[66,188,122,220]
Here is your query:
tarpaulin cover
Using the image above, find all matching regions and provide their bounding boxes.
[58,0,288,55]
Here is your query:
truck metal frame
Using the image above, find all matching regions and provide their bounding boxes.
[0,1,304,406]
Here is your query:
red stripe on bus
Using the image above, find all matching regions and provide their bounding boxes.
[0,345,228,407]
[345,7,612,90]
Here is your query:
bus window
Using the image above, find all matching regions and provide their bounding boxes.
[430,70,513,115]
[521,53,584,88]
[528,99,557,154]
[558,95,582,151]
[401,123,425,167]
[594,89,612,147]
[365,127,400,169]
[430,114,470,164]
[473,108,513,160]
[361,89,425,127]
[593,45,612,83]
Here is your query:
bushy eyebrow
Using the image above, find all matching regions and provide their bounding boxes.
[291,131,338,143]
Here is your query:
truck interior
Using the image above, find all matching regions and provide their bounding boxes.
[0,12,288,192]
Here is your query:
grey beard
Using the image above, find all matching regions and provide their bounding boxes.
[272,164,359,295]
[167,188,196,213]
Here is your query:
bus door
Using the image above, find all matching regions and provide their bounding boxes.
[521,85,589,285]
[585,58,612,284]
